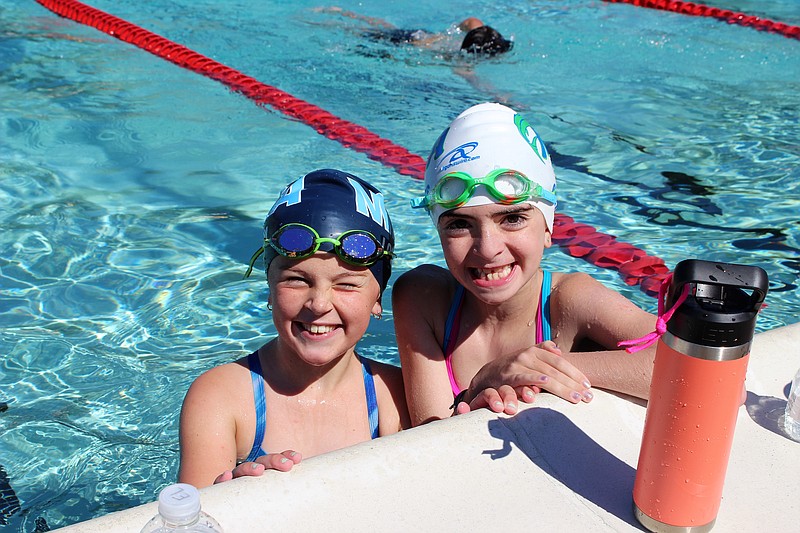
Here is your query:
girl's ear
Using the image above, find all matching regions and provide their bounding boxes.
[544,229,552,248]
[371,300,383,318]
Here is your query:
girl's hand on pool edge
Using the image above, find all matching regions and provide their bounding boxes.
[213,450,302,484]
[468,342,592,406]
[256,450,302,472]
[456,384,538,416]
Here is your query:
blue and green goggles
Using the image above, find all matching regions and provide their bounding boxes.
[246,223,393,278]
[411,168,557,211]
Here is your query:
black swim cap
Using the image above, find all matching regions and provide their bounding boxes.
[460,26,513,56]
[262,169,395,294]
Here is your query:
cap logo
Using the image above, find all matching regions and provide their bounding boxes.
[267,176,305,217]
[514,114,548,164]
[347,177,393,234]
[427,127,449,165]
[439,142,480,173]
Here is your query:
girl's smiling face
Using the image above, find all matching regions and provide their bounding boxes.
[437,203,551,305]
[268,253,382,366]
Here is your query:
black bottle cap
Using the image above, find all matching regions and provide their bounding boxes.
[666,260,768,347]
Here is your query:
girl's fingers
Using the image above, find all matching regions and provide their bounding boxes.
[516,385,540,404]
[255,450,302,472]
[229,462,265,480]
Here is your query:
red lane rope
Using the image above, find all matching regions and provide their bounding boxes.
[604,0,800,40]
[35,0,672,296]
[35,0,425,179]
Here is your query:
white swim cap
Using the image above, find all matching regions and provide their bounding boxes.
[421,103,557,231]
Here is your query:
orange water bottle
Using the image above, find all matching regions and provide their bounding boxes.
[633,260,768,532]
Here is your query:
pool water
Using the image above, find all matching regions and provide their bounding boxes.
[1,0,798,529]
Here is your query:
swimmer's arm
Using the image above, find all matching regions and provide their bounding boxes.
[177,366,242,488]
[313,7,395,29]
[371,361,412,433]
[393,267,458,426]
[553,272,657,400]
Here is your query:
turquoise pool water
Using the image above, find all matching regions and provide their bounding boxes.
[1,0,798,529]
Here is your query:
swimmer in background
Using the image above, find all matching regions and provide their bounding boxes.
[179,169,409,488]
[315,7,513,56]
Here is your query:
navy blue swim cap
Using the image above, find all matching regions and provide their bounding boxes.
[262,169,395,293]
[460,26,513,55]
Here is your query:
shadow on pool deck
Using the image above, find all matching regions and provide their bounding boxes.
[485,407,645,530]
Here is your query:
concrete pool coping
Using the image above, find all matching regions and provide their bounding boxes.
[57,322,800,532]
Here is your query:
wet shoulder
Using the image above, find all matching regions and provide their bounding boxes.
[393,264,456,299]
[366,359,410,431]
[185,358,252,404]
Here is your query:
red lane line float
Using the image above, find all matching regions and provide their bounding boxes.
[603,0,800,40]
[35,0,672,296]
[35,0,426,179]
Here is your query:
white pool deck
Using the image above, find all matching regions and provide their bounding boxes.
[58,323,800,532]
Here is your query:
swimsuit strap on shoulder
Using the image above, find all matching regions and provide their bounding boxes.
[359,356,379,439]
[443,284,466,396]
[244,350,268,463]
[537,270,552,343]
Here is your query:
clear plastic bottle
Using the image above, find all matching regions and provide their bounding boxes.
[140,483,224,533]
[784,366,800,441]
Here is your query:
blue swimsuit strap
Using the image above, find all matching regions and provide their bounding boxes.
[243,351,379,463]
[442,284,465,358]
[442,271,553,396]
[359,356,380,439]
[541,270,552,342]
[244,350,267,463]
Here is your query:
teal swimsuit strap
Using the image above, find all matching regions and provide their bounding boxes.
[539,270,552,343]
[443,271,552,397]
[244,350,267,463]
[442,284,466,396]
[358,356,380,439]
[244,352,380,463]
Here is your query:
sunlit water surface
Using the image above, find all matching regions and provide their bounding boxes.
[1,0,798,529]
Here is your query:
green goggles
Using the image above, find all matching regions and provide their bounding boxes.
[411,168,557,210]
[245,223,393,278]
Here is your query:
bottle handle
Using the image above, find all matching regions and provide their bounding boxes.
[669,260,768,311]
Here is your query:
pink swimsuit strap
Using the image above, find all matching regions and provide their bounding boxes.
[443,272,551,397]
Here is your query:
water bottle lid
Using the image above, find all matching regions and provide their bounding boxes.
[158,483,201,523]
[667,260,768,347]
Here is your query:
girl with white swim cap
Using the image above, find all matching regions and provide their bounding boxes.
[179,169,409,487]
[395,103,657,425]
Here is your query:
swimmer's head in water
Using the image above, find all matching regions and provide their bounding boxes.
[460,26,513,56]
[247,169,395,294]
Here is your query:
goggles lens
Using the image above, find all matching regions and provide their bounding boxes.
[245,223,393,279]
[411,168,556,210]
[271,223,390,266]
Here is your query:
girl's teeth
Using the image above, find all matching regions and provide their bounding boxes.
[306,324,335,334]
[477,265,512,280]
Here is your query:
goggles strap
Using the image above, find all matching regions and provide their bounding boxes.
[244,246,265,279]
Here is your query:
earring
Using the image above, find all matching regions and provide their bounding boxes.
[267,303,273,311]
[371,312,382,320]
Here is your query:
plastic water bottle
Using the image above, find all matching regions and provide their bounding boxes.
[140,483,224,533]
[785,366,800,441]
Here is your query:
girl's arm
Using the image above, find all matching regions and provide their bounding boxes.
[371,361,411,433]
[178,364,301,487]
[178,365,242,487]
[393,266,460,426]
[551,272,658,400]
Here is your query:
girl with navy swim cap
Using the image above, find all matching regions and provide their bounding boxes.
[179,169,409,488]
[394,103,657,426]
